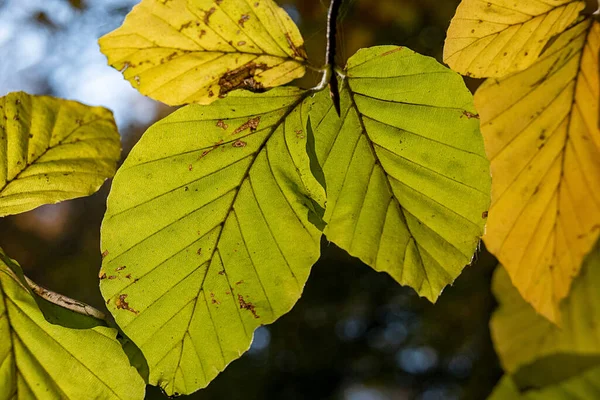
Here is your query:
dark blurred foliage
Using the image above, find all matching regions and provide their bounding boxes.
[0,0,502,399]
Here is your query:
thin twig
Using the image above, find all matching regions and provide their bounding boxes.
[26,275,107,321]
[325,0,343,116]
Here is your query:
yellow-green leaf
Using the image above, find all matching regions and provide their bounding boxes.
[490,242,600,375]
[477,20,600,322]
[489,366,600,400]
[99,0,308,106]
[100,87,324,395]
[0,92,121,217]
[0,251,145,400]
[310,46,491,302]
[444,0,586,78]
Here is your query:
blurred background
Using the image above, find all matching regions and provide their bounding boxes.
[0,0,501,399]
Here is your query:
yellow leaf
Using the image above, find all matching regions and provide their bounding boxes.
[444,0,586,78]
[99,0,308,106]
[0,92,121,217]
[477,20,600,322]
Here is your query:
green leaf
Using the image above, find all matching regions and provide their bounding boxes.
[0,91,121,217]
[0,251,145,399]
[99,0,308,106]
[100,87,325,395]
[310,46,491,301]
[490,241,600,375]
[489,366,600,400]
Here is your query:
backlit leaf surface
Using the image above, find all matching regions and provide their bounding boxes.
[445,0,585,77]
[311,46,491,302]
[0,251,145,400]
[0,92,120,217]
[490,242,600,375]
[477,20,600,322]
[100,88,324,395]
[99,0,308,106]
[489,367,600,400]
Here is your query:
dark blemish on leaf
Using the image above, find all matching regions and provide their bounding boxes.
[13,115,19,121]
[188,164,193,171]
[208,89,214,97]
[238,14,250,27]
[99,272,107,280]
[116,266,126,271]
[179,21,193,31]
[115,294,139,314]
[238,294,259,318]
[108,276,117,280]
[238,41,246,46]
[218,270,225,275]
[204,7,216,24]
[216,0,223,4]
[106,299,111,304]
[198,139,224,159]
[134,76,141,85]
[285,33,307,58]
[218,62,267,98]
[233,116,261,135]
[482,211,488,219]
[197,248,202,255]
[461,111,479,119]
[199,29,207,39]
[254,2,259,6]
[15,99,21,105]
[232,139,247,148]
[381,47,403,57]
[225,290,231,295]
[101,250,109,259]
[295,129,305,139]
[125,274,132,279]
[235,280,244,285]
[217,119,228,130]
[184,186,189,191]
[210,292,221,305]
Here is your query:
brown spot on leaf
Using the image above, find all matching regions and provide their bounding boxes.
[204,7,216,24]
[210,292,221,305]
[235,280,244,285]
[295,129,305,139]
[216,119,228,130]
[482,211,488,219]
[115,294,139,314]
[232,139,246,148]
[238,14,250,27]
[218,62,267,98]
[197,248,202,255]
[285,33,307,58]
[188,164,193,171]
[233,116,261,135]
[462,111,479,119]
[108,276,117,280]
[116,265,126,271]
[99,272,107,280]
[125,274,132,279]
[199,29,207,39]
[380,47,403,57]
[101,250,109,259]
[238,294,259,318]
[218,270,225,275]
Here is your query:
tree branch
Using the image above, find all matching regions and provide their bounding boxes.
[326,0,343,116]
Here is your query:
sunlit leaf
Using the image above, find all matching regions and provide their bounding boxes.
[477,20,600,322]
[310,46,491,302]
[488,366,600,400]
[0,250,145,399]
[0,92,121,217]
[99,0,308,106]
[100,87,325,395]
[490,241,600,376]
[444,0,586,78]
